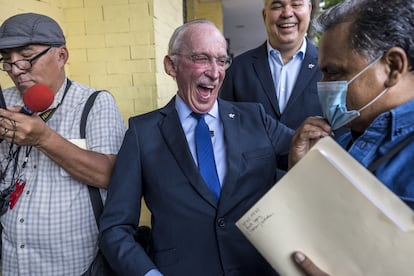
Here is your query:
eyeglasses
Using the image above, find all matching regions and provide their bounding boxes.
[173,53,232,69]
[0,47,52,72]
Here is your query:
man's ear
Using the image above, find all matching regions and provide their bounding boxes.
[164,55,177,78]
[57,46,69,63]
[383,47,408,88]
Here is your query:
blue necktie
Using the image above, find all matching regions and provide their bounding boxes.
[192,112,221,201]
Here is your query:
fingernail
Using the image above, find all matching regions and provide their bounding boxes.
[294,252,305,263]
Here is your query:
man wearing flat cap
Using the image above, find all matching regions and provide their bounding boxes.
[0,13,126,275]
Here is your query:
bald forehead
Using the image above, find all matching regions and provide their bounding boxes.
[179,24,227,59]
[185,22,223,38]
[184,23,226,46]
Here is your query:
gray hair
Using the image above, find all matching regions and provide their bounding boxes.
[315,0,414,70]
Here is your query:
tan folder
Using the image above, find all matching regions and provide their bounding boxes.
[236,137,414,276]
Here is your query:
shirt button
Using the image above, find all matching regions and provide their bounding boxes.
[217,218,226,228]
[20,244,25,249]
[19,218,24,223]
[26,190,30,195]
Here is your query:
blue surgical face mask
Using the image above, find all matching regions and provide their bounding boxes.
[317,56,388,130]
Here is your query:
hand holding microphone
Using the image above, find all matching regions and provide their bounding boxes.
[0,83,54,144]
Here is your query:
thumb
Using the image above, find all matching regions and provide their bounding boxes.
[292,251,329,276]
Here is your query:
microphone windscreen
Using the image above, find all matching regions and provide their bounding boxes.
[22,84,54,113]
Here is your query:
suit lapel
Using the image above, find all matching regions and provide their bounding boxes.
[159,98,219,208]
[216,100,246,215]
[284,39,320,111]
[252,43,281,117]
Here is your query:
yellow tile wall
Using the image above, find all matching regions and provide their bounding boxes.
[0,0,224,116]
[0,0,184,121]
[186,0,223,32]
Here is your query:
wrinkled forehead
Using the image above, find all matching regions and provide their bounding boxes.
[319,22,352,57]
[183,24,227,54]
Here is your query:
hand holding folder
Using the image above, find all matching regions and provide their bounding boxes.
[236,137,414,276]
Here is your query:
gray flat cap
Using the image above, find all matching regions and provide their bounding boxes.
[0,13,65,50]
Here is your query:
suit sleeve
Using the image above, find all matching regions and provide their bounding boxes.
[260,104,294,156]
[99,119,156,276]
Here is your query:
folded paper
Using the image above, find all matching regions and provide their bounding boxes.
[236,137,414,276]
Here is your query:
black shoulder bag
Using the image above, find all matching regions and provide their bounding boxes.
[81,91,152,276]
[81,91,115,276]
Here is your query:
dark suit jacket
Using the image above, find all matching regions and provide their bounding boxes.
[99,97,293,276]
[220,39,324,171]
[220,39,322,130]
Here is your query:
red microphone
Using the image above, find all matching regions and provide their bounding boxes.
[21,84,54,115]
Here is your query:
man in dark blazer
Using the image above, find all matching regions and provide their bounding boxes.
[98,19,308,276]
[220,39,321,131]
[220,0,323,171]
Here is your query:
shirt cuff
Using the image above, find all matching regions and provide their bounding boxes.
[144,268,163,276]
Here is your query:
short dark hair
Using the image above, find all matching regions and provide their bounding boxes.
[315,0,414,71]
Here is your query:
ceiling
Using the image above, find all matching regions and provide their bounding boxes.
[222,0,267,57]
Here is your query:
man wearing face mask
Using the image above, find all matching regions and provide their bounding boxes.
[288,0,414,275]
[317,55,385,131]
